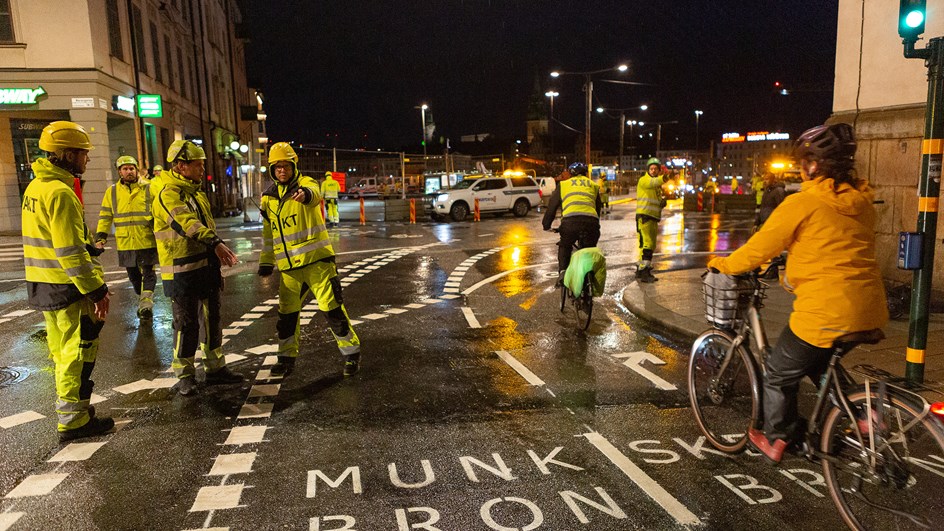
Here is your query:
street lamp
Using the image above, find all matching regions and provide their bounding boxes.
[694,110,704,152]
[545,90,559,155]
[597,104,649,177]
[415,104,429,160]
[549,63,629,164]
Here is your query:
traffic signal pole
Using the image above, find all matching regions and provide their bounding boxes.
[903,35,938,385]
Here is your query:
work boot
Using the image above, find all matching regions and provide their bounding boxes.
[748,428,788,464]
[137,290,154,319]
[174,377,198,396]
[343,353,360,377]
[58,415,115,443]
[636,267,658,283]
[270,356,296,377]
[205,367,244,385]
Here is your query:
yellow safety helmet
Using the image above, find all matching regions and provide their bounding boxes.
[166,139,206,163]
[152,165,163,172]
[324,171,333,178]
[268,142,298,166]
[115,155,138,169]
[38,121,94,153]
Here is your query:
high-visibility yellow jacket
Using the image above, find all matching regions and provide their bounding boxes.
[636,173,666,219]
[148,173,165,204]
[260,171,334,271]
[560,176,599,219]
[708,176,888,347]
[152,170,223,297]
[95,180,156,251]
[322,176,340,199]
[22,158,107,310]
[751,175,765,206]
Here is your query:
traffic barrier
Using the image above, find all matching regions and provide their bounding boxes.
[697,192,703,212]
[409,199,416,224]
[474,198,481,222]
[359,197,366,225]
[710,192,716,214]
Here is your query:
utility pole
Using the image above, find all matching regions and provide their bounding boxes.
[900,0,936,385]
[619,111,625,178]
[584,77,592,164]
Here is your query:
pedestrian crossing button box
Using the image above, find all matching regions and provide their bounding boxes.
[897,231,922,270]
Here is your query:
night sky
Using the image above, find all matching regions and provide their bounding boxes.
[241,1,839,155]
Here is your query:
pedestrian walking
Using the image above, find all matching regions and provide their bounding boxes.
[635,157,676,283]
[257,143,362,378]
[95,155,158,319]
[542,162,602,283]
[153,140,244,396]
[23,121,113,441]
[597,174,610,213]
[322,171,341,227]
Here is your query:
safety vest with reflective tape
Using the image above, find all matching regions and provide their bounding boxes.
[22,158,106,310]
[153,170,222,297]
[96,180,156,251]
[636,173,665,219]
[259,172,334,272]
[560,177,599,219]
[322,176,340,199]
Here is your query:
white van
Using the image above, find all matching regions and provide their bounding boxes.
[429,176,541,222]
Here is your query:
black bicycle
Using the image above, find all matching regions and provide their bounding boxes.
[551,228,597,331]
[689,266,944,530]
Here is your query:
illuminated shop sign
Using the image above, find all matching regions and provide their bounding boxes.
[113,95,135,114]
[723,131,790,143]
[0,86,46,105]
[722,132,745,143]
[136,94,163,117]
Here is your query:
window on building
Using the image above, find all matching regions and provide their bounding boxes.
[164,35,174,90]
[149,22,162,83]
[0,0,14,43]
[131,4,147,75]
[177,47,186,99]
[106,0,123,60]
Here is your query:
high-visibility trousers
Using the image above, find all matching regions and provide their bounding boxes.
[276,260,359,359]
[171,289,226,378]
[636,214,660,263]
[326,198,339,223]
[44,298,104,431]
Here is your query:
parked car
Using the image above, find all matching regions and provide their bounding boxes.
[429,176,541,221]
[344,177,381,198]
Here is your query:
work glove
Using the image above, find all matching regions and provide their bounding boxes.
[257,264,274,277]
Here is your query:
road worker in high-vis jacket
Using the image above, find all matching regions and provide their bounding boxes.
[635,157,676,283]
[322,171,341,227]
[153,140,244,396]
[258,143,361,378]
[22,121,113,442]
[95,155,158,319]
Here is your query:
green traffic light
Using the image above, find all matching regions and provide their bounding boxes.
[906,10,925,28]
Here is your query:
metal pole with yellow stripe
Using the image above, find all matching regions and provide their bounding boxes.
[905,38,942,385]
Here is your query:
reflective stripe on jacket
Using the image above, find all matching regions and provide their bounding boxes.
[260,172,334,271]
[153,170,222,298]
[560,177,599,219]
[708,176,888,348]
[322,177,340,199]
[96,180,156,251]
[636,173,665,219]
[22,158,106,310]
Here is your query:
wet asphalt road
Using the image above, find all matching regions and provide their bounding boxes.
[0,203,858,530]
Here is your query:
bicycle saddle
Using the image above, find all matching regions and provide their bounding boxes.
[832,329,885,352]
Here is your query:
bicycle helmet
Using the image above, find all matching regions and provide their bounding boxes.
[793,123,856,162]
[568,162,588,176]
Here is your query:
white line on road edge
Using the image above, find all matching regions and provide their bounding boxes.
[496,350,545,386]
[461,307,481,328]
[462,262,553,295]
[582,432,701,526]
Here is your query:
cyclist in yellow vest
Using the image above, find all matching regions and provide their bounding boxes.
[322,171,341,227]
[23,121,113,441]
[542,162,602,282]
[154,140,244,396]
[258,143,361,377]
[635,157,676,283]
[95,155,158,319]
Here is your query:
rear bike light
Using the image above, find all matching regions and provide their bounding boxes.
[931,402,944,421]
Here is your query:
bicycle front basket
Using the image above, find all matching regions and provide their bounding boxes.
[703,272,755,327]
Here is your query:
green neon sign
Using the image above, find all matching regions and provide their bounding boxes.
[137,94,163,118]
[0,86,46,105]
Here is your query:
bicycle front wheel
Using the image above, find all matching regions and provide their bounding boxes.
[688,330,760,453]
[821,389,944,531]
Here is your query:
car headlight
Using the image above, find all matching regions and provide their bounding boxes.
[436,194,449,202]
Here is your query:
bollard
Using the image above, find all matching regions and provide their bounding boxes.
[359,197,366,225]
[409,198,416,224]
[474,198,481,222]
[697,192,703,212]
[710,192,715,214]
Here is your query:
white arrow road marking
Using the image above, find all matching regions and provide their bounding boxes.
[613,351,677,391]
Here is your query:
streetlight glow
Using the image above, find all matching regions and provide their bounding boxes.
[550,71,560,78]
[596,107,604,113]
[640,105,648,111]
[421,104,428,110]
[544,90,558,97]
[617,64,628,72]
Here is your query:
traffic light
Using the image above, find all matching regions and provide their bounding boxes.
[899,0,927,41]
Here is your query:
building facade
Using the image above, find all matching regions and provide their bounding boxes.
[714,131,793,181]
[0,0,256,230]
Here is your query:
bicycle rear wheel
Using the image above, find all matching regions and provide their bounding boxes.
[560,283,567,312]
[821,389,944,530]
[574,273,593,331]
[688,330,760,453]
